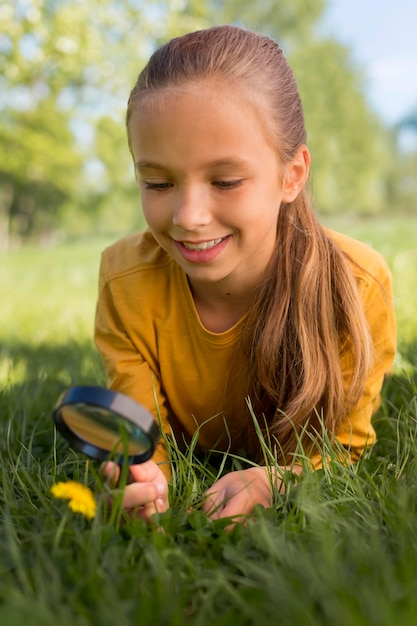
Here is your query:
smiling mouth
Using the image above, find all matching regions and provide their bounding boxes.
[181,237,226,251]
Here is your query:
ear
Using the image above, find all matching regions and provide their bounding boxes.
[281,144,311,203]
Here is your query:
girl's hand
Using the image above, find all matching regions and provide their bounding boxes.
[102,459,169,522]
[202,466,276,522]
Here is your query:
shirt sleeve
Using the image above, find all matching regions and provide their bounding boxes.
[94,255,171,479]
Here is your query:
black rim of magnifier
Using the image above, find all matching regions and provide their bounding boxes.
[53,386,160,465]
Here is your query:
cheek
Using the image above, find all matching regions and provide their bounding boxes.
[235,193,280,227]
[141,202,169,235]
[141,196,158,222]
[141,203,156,230]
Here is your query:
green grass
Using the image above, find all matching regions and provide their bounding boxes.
[1,216,417,625]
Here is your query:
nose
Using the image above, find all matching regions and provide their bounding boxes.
[172,185,212,231]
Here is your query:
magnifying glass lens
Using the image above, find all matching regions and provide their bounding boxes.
[53,386,160,465]
[60,403,152,455]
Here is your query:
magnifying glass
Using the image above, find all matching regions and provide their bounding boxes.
[53,386,160,465]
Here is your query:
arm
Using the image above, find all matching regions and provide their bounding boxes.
[331,258,396,461]
[94,254,172,478]
[94,251,172,519]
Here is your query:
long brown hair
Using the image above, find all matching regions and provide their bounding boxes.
[126,25,373,460]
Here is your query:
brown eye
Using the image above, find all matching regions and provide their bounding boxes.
[144,182,173,191]
[213,180,242,189]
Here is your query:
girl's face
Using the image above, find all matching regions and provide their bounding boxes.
[129,83,307,296]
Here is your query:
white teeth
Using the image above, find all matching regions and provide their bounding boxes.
[182,238,224,251]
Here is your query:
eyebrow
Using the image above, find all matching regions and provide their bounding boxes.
[136,157,250,170]
[136,161,165,170]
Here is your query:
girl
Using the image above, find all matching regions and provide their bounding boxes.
[95,25,396,522]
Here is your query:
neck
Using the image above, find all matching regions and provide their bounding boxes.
[188,276,255,333]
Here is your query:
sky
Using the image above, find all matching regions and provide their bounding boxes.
[320,0,417,125]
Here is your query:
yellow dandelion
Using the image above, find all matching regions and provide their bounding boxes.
[51,481,97,520]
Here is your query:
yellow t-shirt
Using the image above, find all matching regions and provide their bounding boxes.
[95,229,396,477]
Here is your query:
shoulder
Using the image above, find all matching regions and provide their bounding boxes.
[324,227,392,286]
[99,230,173,281]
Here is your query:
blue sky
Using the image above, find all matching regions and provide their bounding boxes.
[321,0,417,124]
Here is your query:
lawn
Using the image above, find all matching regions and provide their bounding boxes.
[1,215,417,626]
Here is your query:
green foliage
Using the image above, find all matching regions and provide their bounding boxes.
[0,99,83,243]
[0,1,100,245]
[0,0,150,247]
[291,40,391,214]
[80,115,143,237]
[1,0,416,246]
[385,126,417,214]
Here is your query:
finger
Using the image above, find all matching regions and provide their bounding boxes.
[121,481,165,509]
[202,483,254,521]
[214,491,251,520]
[128,461,168,502]
[100,461,120,486]
[127,499,166,523]
[202,488,226,519]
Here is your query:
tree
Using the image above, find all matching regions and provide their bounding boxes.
[290,39,391,214]
[0,0,400,247]
[0,99,82,248]
[387,108,417,213]
[0,0,99,247]
[0,0,154,247]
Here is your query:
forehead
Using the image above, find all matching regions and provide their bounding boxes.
[128,84,282,176]
[128,80,277,155]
